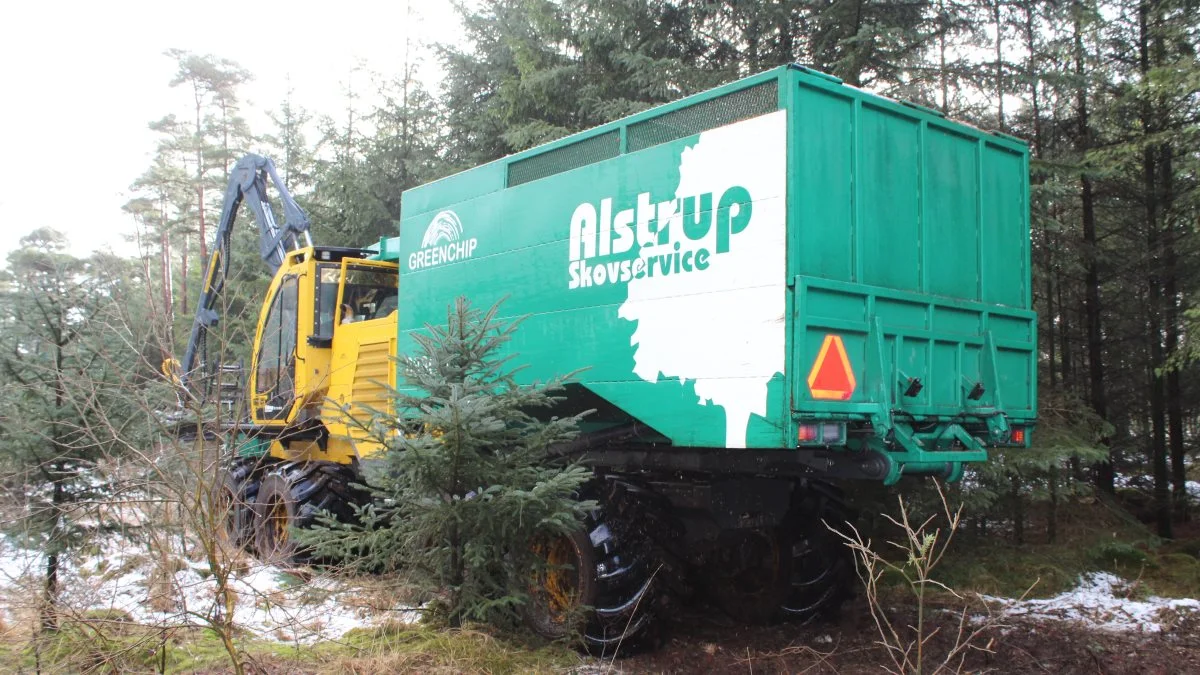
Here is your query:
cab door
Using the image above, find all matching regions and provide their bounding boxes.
[251,274,300,422]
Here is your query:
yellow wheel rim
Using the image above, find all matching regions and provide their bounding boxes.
[268,498,289,547]
[532,535,579,622]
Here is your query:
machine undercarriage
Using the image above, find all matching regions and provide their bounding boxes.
[218,443,856,653]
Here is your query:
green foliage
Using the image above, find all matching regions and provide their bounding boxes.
[1089,540,1149,569]
[0,229,153,627]
[304,298,594,629]
[963,387,1110,507]
[307,63,445,247]
[439,0,717,168]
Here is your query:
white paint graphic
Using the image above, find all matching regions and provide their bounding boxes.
[618,111,788,448]
[409,210,477,271]
[422,210,464,247]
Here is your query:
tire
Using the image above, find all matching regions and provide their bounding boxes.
[780,484,855,622]
[220,458,265,550]
[524,480,665,656]
[524,528,597,640]
[707,528,792,624]
[252,461,364,566]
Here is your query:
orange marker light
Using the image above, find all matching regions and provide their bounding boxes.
[807,335,857,400]
[1011,428,1026,444]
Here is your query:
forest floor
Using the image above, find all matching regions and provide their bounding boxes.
[1,499,1198,673]
[620,583,1200,674]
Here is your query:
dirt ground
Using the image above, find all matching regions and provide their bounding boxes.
[615,598,1200,675]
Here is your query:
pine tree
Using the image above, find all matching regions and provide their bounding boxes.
[260,84,316,194]
[164,49,253,315]
[306,298,594,628]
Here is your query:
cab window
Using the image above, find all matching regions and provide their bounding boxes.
[255,275,298,419]
[313,264,340,339]
[339,266,398,324]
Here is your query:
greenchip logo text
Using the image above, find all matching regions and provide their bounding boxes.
[409,210,478,271]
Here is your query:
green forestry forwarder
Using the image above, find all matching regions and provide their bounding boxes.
[171,64,1036,652]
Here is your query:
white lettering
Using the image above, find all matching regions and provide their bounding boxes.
[613,207,635,255]
[565,187,749,288]
[569,203,597,261]
[599,198,613,257]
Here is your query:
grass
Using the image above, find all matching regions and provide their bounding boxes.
[316,623,582,674]
[927,499,1200,601]
[0,619,584,674]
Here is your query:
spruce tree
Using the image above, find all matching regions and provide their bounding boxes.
[306,298,594,629]
[0,229,148,631]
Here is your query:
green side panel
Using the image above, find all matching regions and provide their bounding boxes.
[980,144,1029,306]
[858,104,921,292]
[402,161,506,217]
[788,74,1029,311]
[923,127,981,300]
[396,65,1035,454]
[400,75,791,449]
[787,68,1033,431]
[791,84,854,282]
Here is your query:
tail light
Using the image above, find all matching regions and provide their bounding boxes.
[798,422,846,446]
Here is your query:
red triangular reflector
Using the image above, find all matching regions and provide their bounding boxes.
[807,335,856,400]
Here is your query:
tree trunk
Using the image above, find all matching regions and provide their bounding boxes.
[1047,464,1059,543]
[195,88,208,280]
[42,463,65,634]
[41,549,58,633]
[1140,0,1172,539]
[1010,475,1024,544]
[1057,266,1071,384]
[939,0,949,113]
[1153,45,1186,523]
[180,234,189,316]
[1073,1,1112,494]
[1167,368,1186,519]
[160,224,172,323]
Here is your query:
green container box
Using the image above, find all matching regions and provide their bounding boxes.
[393,65,1035,478]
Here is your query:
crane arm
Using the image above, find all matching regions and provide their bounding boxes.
[177,154,311,397]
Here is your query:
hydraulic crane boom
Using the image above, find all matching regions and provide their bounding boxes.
[178,154,312,397]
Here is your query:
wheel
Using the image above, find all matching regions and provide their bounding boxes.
[252,461,365,565]
[220,461,256,550]
[525,528,597,640]
[780,485,855,622]
[707,528,792,624]
[253,473,300,563]
[524,480,665,656]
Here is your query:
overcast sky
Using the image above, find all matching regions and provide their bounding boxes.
[0,0,462,260]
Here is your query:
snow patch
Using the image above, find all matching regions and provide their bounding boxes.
[984,572,1200,633]
[0,536,422,644]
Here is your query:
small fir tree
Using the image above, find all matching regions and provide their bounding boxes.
[306,297,594,628]
[0,229,149,631]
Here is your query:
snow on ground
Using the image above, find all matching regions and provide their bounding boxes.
[0,536,422,644]
[983,573,1200,633]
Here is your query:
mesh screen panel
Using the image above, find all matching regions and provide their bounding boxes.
[506,130,621,187]
[627,81,778,152]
